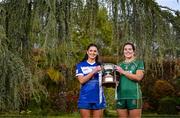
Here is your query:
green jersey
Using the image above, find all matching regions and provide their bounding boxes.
[117,59,144,99]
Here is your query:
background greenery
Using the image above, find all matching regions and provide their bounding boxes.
[0,0,180,116]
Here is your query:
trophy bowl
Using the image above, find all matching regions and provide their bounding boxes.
[102,63,117,88]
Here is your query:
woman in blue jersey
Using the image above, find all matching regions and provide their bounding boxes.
[75,44,106,118]
[115,42,144,118]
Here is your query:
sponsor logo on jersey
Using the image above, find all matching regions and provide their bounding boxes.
[81,66,95,74]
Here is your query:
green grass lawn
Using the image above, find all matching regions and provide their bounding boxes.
[105,110,180,118]
[36,113,180,118]
[0,110,180,118]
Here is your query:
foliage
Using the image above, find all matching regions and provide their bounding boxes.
[0,0,180,114]
[0,21,47,111]
[141,60,180,111]
[158,97,178,115]
[47,67,65,83]
[172,60,180,96]
[152,80,175,100]
[104,88,116,110]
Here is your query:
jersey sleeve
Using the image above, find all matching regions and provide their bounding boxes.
[137,60,145,70]
[75,63,83,76]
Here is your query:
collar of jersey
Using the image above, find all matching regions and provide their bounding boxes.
[87,60,96,65]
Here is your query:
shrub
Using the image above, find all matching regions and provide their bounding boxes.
[152,80,175,100]
[172,77,180,96]
[104,88,116,110]
[142,101,153,112]
[158,97,178,114]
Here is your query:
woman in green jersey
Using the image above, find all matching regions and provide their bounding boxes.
[115,42,145,118]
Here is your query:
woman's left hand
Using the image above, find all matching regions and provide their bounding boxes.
[115,65,124,74]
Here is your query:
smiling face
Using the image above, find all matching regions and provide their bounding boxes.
[123,44,135,59]
[87,46,98,60]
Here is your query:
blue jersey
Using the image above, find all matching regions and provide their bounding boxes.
[76,61,105,104]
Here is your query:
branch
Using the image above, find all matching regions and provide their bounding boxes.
[158,5,178,13]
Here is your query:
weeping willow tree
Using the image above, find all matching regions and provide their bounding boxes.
[0,25,45,111]
[108,0,179,57]
[102,0,180,74]
[101,0,180,101]
[0,0,179,111]
[0,0,50,111]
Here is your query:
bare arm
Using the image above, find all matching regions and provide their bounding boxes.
[121,70,144,81]
[116,66,144,81]
[77,66,102,84]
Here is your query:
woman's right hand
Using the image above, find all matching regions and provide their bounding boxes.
[92,65,102,74]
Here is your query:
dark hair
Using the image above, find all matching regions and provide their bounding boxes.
[123,42,136,51]
[81,43,101,65]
